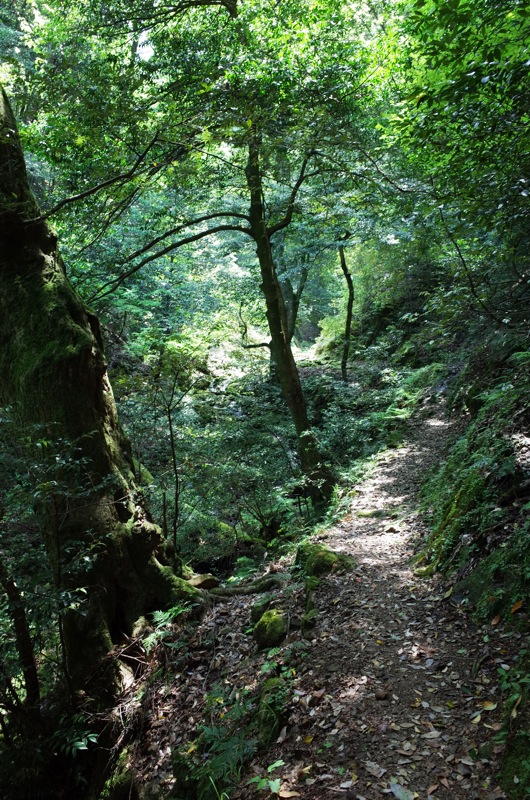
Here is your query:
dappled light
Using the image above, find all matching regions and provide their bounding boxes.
[1,0,529,796]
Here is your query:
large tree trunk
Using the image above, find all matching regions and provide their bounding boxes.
[245,133,333,506]
[0,87,200,703]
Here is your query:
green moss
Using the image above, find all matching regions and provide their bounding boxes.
[100,747,139,800]
[253,609,288,648]
[455,520,530,621]
[132,457,155,487]
[296,541,354,577]
[499,700,530,799]
[145,560,204,608]
[420,468,486,573]
[250,595,274,624]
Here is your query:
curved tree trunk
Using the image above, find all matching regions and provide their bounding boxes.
[0,87,200,703]
[339,244,354,382]
[245,132,334,507]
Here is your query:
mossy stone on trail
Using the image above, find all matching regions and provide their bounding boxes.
[250,595,274,624]
[296,541,354,576]
[253,609,288,648]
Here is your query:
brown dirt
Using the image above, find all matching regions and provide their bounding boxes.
[128,408,525,800]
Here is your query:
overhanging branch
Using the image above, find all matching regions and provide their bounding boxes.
[268,150,317,236]
[25,134,160,224]
[126,211,251,264]
[90,223,253,301]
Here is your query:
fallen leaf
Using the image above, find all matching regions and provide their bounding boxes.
[422,729,441,739]
[427,784,439,794]
[276,726,287,743]
[511,695,522,719]
[482,701,497,711]
[390,783,415,800]
[491,614,501,626]
[365,760,386,778]
[511,600,524,614]
[471,714,481,724]
[279,792,301,798]
[440,777,450,789]
[297,765,312,778]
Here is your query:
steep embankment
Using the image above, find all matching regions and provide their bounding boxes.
[126,408,525,800]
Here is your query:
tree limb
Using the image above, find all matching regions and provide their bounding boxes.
[314,148,412,194]
[439,208,508,326]
[125,211,251,264]
[24,134,160,224]
[238,301,271,350]
[89,223,253,300]
[267,151,318,236]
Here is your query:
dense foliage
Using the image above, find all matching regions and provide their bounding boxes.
[1,0,529,797]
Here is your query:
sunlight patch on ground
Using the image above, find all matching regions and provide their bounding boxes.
[425,418,447,427]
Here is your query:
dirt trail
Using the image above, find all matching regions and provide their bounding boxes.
[135,410,519,800]
[272,410,511,800]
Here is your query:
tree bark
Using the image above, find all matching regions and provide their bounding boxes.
[0,561,40,714]
[0,87,201,703]
[338,244,354,382]
[280,267,309,345]
[245,132,333,506]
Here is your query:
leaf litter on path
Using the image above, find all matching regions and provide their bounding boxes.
[129,411,514,799]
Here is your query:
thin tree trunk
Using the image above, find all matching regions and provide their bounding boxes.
[280,264,309,345]
[245,132,333,506]
[339,244,354,382]
[0,86,201,703]
[0,562,40,714]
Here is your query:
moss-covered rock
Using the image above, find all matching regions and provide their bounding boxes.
[250,595,274,624]
[296,541,354,577]
[187,573,220,590]
[253,609,288,648]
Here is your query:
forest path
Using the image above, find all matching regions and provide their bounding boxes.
[136,408,515,800]
[235,408,511,800]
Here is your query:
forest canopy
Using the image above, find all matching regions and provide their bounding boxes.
[1,0,529,797]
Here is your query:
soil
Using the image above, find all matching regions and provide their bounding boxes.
[128,406,526,800]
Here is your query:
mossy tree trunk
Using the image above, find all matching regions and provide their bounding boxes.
[245,131,334,507]
[0,87,200,703]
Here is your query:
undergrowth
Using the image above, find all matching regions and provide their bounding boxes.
[413,341,530,799]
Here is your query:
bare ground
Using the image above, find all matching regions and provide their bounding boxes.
[131,408,525,800]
